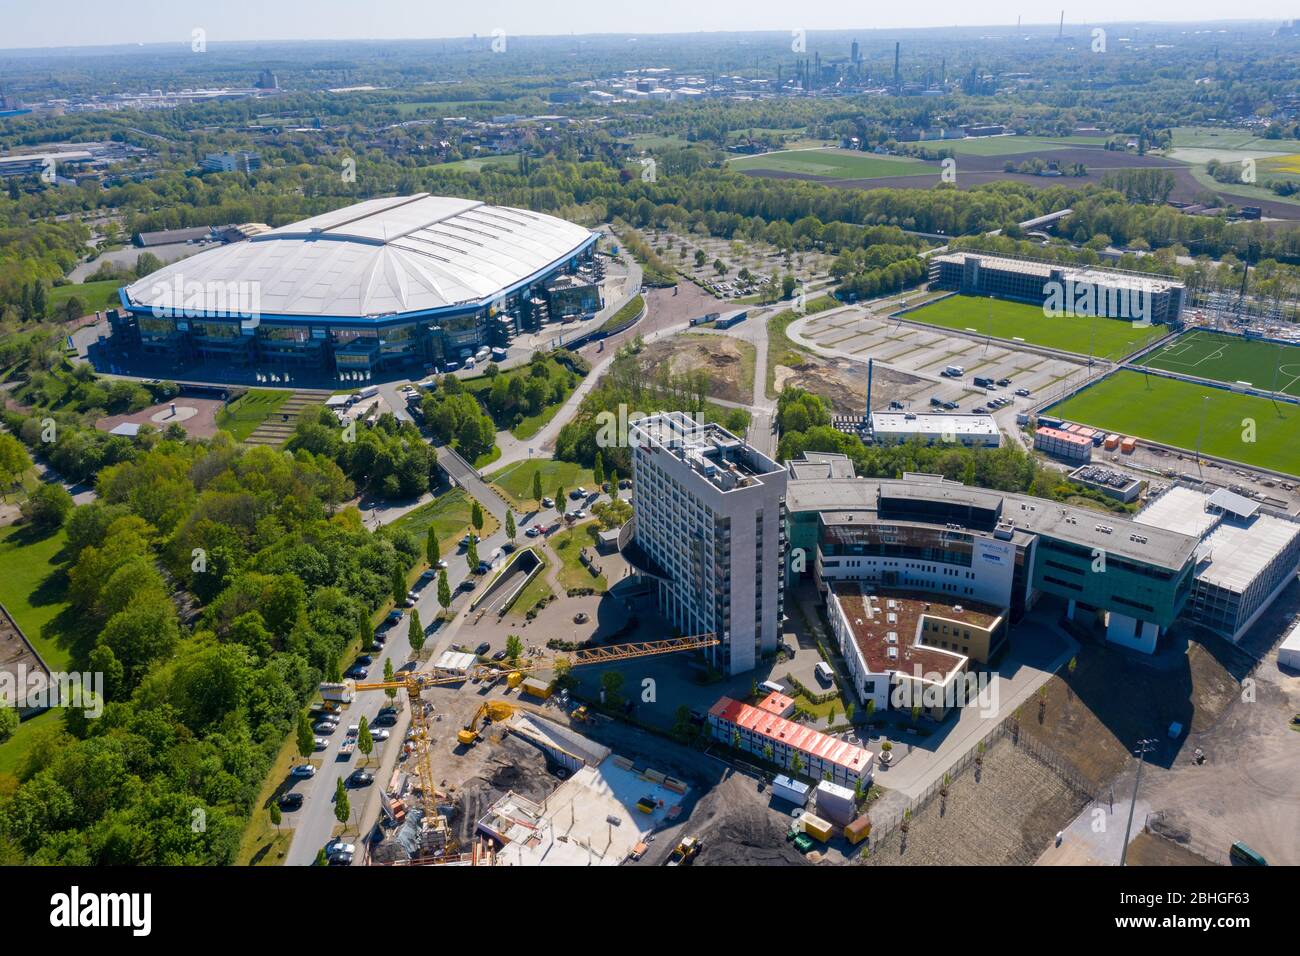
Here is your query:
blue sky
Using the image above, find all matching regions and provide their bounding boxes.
[2,2,1295,50]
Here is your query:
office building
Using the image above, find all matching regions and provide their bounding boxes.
[629,412,787,676]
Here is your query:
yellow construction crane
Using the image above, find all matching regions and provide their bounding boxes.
[350,634,718,844]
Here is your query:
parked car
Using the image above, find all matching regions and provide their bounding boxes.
[313,720,338,735]
[541,497,554,508]
[396,661,419,674]
[290,764,316,779]
[491,649,509,662]
[378,706,398,718]
[278,792,304,811]
[1015,388,1031,397]
[356,655,373,666]
[345,664,369,679]
[942,401,958,410]
[313,736,329,751]
[370,729,391,742]
[348,769,375,787]
[997,378,1012,387]
[569,489,584,500]
[435,559,448,569]
[372,713,398,728]
[329,851,353,866]
[326,839,355,858]
[475,642,491,656]
[460,578,477,591]
[929,397,944,407]
[525,526,541,538]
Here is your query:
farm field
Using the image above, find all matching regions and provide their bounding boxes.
[930,134,1108,156]
[903,295,1165,359]
[1136,330,1300,397]
[1048,369,1300,476]
[728,148,928,179]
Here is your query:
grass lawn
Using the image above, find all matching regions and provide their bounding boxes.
[546,521,607,591]
[235,735,311,866]
[765,294,841,398]
[487,458,593,509]
[904,294,1165,360]
[1136,330,1300,397]
[216,389,291,441]
[0,525,71,670]
[598,292,644,334]
[729,148,927,179]
[391,488,498,557]
[507,557,553,618]
[1049,369,1300,476]
[437,153,520,173]
[0,709,61,777]
[48,279,122,316]
[932,134,1107,156]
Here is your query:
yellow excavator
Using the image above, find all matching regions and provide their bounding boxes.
[457,700,515,746]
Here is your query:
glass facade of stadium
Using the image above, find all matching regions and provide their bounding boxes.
[108,235,601,375]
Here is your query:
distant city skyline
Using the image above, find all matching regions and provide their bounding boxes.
[1,2,1296,52]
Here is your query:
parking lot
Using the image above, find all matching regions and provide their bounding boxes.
[788,307,1091,414]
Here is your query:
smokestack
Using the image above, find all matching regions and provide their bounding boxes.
[894,41,900,91]
[1058,11,1064,37]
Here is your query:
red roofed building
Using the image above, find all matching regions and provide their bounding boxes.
[707,696,874,788]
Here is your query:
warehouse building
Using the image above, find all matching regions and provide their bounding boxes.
[870,411,1000,447]
[1134,486,1300,642]
[928,251,1185,325]
[111,193,600,377]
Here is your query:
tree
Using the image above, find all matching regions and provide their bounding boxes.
[0,697,18,743]
[844,701,855,723]
[334,777,350,829]
[357,716,374,763]
[532,470,543,504]
[470,501,484,532]
[426,529,440,566]
[20,482,73,531]
[505,633,523,663]
[555,485,565,508]
[391,565,407,606]
[592,451,605,488]
[437,570,451,617]
[269,803,282,830]
[600,670,624,706]
[505,511,516,543]
[0,433,31,495]
[314,847,329,866]
[296,713,315,763]
[466,537,479,571]
[383,658,397,700]
[408,609,425,653]
[790,752,804,776]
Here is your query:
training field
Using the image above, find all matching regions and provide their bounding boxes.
[1136,330,1300,397]
[1049,369,1300,476]
[728,148,927,179]
[902,295,1166,359]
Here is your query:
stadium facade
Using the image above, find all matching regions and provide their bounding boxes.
[109,194,601,376]
[929,251,1186,325]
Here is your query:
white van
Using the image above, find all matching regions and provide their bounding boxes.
[357,385,379,400]
[943,365,965,378]
[814,662,835,685]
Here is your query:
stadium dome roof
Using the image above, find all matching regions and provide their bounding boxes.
[122,193,595,321]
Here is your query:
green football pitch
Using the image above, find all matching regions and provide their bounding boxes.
[1049,369,1300,476]
[1135,330,1300,398]
[903,295,1166,359]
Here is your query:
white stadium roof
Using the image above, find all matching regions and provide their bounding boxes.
[123,194,594,321]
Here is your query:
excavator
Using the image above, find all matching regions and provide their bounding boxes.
[457,700,515,746]
[349,634,719,861]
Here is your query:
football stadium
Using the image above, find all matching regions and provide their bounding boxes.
[108,193,601,377]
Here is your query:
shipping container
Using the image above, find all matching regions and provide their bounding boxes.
[844,814,873,846]
[771,774,811,807]
[799,811,834,842]
[520,676,552,700]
